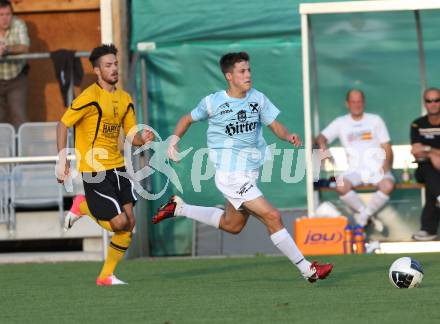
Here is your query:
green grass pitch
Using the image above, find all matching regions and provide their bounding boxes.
[1,253,440,323]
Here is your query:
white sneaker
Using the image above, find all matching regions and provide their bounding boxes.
[64,194,86,232]
[365,240,380,254]
[63,211,81,232]
[412,230,437,241]
[96,274,127,286]
[370,217,384,233]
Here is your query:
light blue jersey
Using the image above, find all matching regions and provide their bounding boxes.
[191,88,280,171]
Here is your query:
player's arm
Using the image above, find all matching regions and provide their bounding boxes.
[428,148,440,170]
[411,142,433,160]
[56,95,93,182]
[2,44,29,55]
[381,142,393,173]
[268,120,301,146]
[122,103,154,146]
[56,121,69,183]
[411,143,440,170]
[173,113,194,138]
[0,20,29,56]
[0,20,30,56]
[129,129,154,146]
[428,147,440,158]
[131,132,154,146]
[314,119,340,163]
[410,121,430,160]
[168,113,194,161]
[313,134,335,163]
[315,134,329,150]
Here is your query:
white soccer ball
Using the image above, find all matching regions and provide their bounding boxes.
[389,257,424,288]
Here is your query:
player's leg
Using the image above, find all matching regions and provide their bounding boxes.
[243,196,332,282]
[64,194,112,231]
[153,196,250,235]
[152,195,222,228]
[353,173,394,231]
[337,172,366,215]
[65,170,126,232]
[153,170,252,231]
[365,175,394,218]
[413,190,438,240]
[413,164,440,240]
[85,189,129,285]
[96,169,139,285]
[72,170,134,285]
[96,202,134,285]
[218,200,250,234]
[242,196,282,234]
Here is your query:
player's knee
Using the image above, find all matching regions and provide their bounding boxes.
[112,222,126,232]
[379,180,394,195]
[266,209,282,225]
[221,218,245,235]
[111,213,129,231]
[336,183,350,195]
[127,217,136,232]
[229,223,245,235]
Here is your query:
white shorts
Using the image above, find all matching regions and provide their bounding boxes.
[341,170,395,187]
[215,170,263,210]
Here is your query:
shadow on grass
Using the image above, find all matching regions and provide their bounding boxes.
[155,258,287,279]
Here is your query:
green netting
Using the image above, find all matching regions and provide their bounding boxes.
[130,0,440,255]
[130,0,300,47]
[311,10,440,143]
[140,43,306,256]
[421,10,440,87]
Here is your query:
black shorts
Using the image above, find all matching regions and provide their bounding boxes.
[82,166,137,221]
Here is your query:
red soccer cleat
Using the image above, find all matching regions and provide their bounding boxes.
[306,261,333,283]
[151,195,183,224]
[96,274,127,286]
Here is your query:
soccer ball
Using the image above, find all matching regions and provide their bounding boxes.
[388,257,424,288]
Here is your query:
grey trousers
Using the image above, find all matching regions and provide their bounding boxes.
[0,72,28,130]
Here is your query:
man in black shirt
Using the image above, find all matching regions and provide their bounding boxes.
[410,87,440,241]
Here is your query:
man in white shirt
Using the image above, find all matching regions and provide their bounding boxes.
[315,89,394,230]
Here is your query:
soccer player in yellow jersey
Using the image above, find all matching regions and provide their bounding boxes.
[56,44,153,286]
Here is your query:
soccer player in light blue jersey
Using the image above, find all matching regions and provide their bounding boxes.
[152,52,332,282]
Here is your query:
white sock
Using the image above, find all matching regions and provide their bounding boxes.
[355,207,369,226]
[270,228,311,274]
[177,204,223,229]
[436,196,440,206]
[340,190,365,213]
[365,191,389,216]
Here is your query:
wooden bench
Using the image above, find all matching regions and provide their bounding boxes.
[318,182,424,192]
[317,144,426,203]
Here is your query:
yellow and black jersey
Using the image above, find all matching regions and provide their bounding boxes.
[61,83,137,172]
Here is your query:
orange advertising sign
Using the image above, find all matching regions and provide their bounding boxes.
[294,216,348,255]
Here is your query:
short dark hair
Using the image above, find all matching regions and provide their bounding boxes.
[346,88,365,101]
[89,44,118,67]
[219,52,250,74]
[0,0,12,10]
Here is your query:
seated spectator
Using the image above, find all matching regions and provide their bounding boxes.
[411,87,440,241]
[315,89,394,231]
[0,0,29,129]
